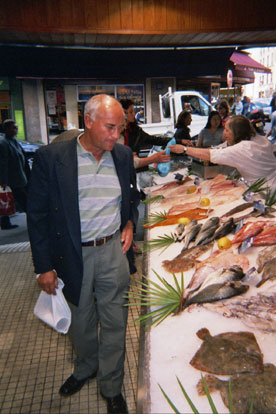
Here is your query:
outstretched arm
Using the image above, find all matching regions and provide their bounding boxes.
[169,144,211,161]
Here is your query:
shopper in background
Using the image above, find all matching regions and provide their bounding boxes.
[0,119,29,230]
[217,100,231,127]
[174,110,194,145]
[231,96,243,115]
[135,107,144,124]
[270,91,276,113]
[27,95,140,414]
[170,115,276,190]
[196,111,224,148]
[242,96,254,117]
[265,110,276,144]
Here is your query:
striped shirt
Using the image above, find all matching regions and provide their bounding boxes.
[77,135,122,242]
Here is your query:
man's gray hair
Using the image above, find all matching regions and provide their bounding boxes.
[84,94,117,121]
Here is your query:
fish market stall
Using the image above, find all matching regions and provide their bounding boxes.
[135,170,276,414]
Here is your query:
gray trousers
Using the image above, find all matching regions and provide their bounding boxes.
[68,231,130,397]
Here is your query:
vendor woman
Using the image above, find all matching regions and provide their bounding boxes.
[170,115,276,190]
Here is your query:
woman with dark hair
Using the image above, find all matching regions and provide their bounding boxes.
[217,100,231,127]
[174,110,194,145]
[196,111,223,148]
[170,115,276,189]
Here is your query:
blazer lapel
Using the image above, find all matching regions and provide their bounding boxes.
[55,138,82,253]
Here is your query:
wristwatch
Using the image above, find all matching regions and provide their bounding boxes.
[182,145,188,154]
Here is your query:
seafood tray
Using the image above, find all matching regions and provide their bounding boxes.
[137,172,276,414]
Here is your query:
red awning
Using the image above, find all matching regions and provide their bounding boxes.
[230,52,271,74]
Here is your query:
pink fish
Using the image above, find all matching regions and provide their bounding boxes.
[232,221,269,244]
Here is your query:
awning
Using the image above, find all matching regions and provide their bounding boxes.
[230,51,271,74]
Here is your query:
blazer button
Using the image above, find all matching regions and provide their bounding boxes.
[56,232,61,237]
[55,207,59,212]
[59,256,64,260]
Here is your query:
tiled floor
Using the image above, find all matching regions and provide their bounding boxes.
[0,244,143,414]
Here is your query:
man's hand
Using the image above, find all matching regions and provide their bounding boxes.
[37,270,58,295]
[120,220,133,254]
[181,139,194,146]
[152,151,170,164]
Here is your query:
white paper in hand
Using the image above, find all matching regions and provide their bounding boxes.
[34,278,71,334]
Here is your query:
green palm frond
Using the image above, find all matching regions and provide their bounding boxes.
[265,187,276,207]
[143,210,168,227]
[126,270,184,327]
[141,195,165,204]
[242,177,267,197]
[143,233,176,253]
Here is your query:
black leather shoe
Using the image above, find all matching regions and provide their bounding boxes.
[59,372,97,396]
[103,393,128,414]
[1,224,18,230]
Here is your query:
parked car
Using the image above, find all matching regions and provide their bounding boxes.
[252,99,272,121]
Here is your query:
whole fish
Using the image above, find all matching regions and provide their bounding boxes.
[194,217,220,246]
[162,242,212,274]
[183,281,249,310]
[199,265,245,291]
[232,220,268,244]
[252,225,276,246]
[256,257,276,288]
[213,217,235,240]
[183,222,202,249]
[256,245,276,273]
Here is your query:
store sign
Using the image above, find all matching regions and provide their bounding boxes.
[227,69,233,88]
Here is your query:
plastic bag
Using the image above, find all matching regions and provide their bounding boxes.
[157,137,176,177]
[33,278,71,334]
[0,186,16,216]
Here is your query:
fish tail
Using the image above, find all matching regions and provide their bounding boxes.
[196,375,216,396]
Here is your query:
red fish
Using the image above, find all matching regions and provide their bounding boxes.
[232,221,268,244]
[252,225,276,246]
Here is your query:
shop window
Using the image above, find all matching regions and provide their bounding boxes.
[46,86,66,134]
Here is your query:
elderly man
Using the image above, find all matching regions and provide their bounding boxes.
[27,95,140,413]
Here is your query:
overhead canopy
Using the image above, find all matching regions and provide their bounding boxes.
[230,51,271,73]
[0,45,234,79]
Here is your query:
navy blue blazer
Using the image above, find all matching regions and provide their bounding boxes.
[27,138,140,305]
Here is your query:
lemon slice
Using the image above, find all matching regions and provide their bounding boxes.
[177,217,190,225]
[200,197,210,207]
[186,185,197,194]
[217,237,232,250]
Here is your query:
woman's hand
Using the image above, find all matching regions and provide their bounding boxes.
[169,144,185,154]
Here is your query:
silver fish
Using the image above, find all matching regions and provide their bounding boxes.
[183,222,202,249]
[256,245,276,273]
[183,281,249,310]
[213,217,235,240]
[199,265,245,291]
[174,219,197,242]
[194,217,220,246]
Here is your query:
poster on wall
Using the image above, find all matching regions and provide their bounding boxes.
[46,91,57,115]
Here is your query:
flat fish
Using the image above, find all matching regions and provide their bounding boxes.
[256,245,276,272]
[162,243,212,274]
[256,257,276,288]
[183,281,249,310]
[193,217,220,246]
[197,364,276,414]
[190,328,263,375]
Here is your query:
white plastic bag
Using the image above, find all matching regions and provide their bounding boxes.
[33,278,71,334]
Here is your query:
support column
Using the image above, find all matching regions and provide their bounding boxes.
[64,85,79,129]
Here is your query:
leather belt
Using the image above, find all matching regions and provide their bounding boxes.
[81,234,114,247]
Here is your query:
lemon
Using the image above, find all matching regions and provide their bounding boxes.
[217,237,232,250]
[200,197,210,207]
[186,185,197,194]
[177,217,190,225]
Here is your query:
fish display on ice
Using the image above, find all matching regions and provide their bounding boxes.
[182,221,202,249]
[197,364,276,414]
[212,217,236,240]
[190,328,263,375]
[182,281,249,310]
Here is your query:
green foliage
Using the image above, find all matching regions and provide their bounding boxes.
[142,232,175,253]
[242,177,267,197]
[141,195,165,204]
[143,210,168,227]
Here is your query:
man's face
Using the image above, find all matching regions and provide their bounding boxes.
[85,104,125,152]
[5,123,18,138]
[125,105,135,123]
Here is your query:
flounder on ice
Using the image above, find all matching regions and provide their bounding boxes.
[197,364,276,414]
[190,328,263,375]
